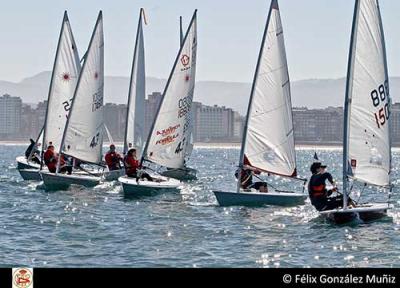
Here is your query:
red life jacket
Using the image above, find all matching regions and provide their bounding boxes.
[105,151,121,170]
[44,150,57,173]
[124,155,139,176]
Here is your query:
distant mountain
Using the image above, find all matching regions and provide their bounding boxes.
[1,71,399,114]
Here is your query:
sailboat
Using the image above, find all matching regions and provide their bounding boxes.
[160,15,197,181]
[16,127,44,180]
[17,11,81,181]
[213,0,307,207]
[320,0,392,223]
[118,10,198,196]
[40,11,105,189]
[104,9,147,182]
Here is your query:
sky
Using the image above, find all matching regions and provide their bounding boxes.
[0,0,399,83]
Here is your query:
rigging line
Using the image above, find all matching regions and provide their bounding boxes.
[355,182,367,204]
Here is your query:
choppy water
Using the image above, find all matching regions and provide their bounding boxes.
[1,144,399,268]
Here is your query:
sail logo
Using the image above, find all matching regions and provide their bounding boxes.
[157,124,180,137]
[351,159,357,168]
[181,54,190,67]
[156,134,179,145]
[61,72,72,82]
[12,268,33,288]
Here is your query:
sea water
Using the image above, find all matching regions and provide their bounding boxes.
[0,144,399,267]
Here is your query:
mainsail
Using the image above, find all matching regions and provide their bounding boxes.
[240,0,296,178]
[60,11,104,165]
[42,11,81,152]
[123,9,146,155]
[143,10,197,169]
[344,0,391,188]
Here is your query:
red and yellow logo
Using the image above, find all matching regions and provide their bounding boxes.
[13,268,33,288]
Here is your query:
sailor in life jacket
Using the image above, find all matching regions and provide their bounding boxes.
[104,144,123,171]
[43,144,71,174]
[235,165,268,193]
[308,162,344,211]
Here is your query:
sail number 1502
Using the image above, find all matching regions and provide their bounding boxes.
[371,81,390,129]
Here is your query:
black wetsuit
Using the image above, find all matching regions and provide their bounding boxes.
[235,169,267,191]
[308,172,343,211]
[25,140,40,164]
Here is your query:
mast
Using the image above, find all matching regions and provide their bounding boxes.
[377,0,392,186]
[180,16,183,46]
[236,0,275,193]
[123,8,144,155]
[342,0,360,209]
[40,11,68,170]
[57,11,103,172]
[140,10,197,167]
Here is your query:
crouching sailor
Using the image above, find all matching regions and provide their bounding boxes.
[235,165,268,193]
[308,162,353,211]
[123,148,153,182]
[43,145,72,174]
[105,144,123,171]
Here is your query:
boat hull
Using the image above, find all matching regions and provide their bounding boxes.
[319,203,389,224]
[103,169,125,181]
[213,190,306,207]
[40,171,101,190]
[118,175,180,197]
[161,167,197,181]
[16,156,40,170]
[18,169,42,181]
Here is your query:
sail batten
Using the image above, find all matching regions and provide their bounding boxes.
[344,0,391,189]
[143,10,197,169]
[60,12,104,165]
[241,0,296,178]
[124,9,146,156]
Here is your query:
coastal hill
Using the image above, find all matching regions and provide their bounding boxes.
[1,71,399,114]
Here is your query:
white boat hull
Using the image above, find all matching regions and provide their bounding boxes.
[18,169,42,181]
[118,175,181,197]
[40,171,101,190]
[161,167,197,181]
[16,156,40,170]
[103,169,125,181]
[319,203,389,224]
[213,190,306,207]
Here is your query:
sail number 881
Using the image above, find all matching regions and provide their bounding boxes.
[371,81,388,107]
[371,81,390,129]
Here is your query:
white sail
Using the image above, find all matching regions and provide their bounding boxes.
[144,11,197,169]
[242,0,296,177]
[61,12,104,165]
[124,9,146,155]
[345,0,390,187]
[43,12,81,151]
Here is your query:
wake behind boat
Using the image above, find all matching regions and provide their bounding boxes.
[213,0,306,207]
[318,0,392,224]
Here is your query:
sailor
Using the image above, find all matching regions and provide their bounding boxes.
[43,145,72,174]
[123,148,153,181]
[235,165,268,193]
[25,138,41,164]
[308,162,350,211]
[104,144,123,171]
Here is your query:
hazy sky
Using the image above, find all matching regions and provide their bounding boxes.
[1,0,399,83]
